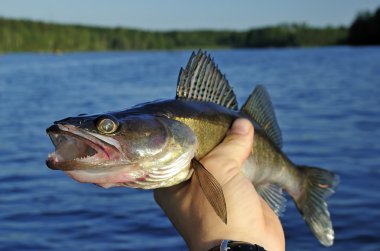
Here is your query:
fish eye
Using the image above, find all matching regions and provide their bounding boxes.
[96,115,119,134]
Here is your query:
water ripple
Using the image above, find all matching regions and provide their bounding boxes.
[1,48,380,250]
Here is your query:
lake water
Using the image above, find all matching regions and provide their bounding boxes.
[1,47,379,250]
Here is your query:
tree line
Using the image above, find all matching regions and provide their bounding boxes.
[0,6,378,53]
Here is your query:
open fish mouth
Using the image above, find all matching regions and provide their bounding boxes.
[46,124,122,170]
[45,116,198,189]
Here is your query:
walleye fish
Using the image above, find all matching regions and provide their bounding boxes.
[46,50,338,246]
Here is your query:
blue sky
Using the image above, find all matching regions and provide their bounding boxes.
[1,0,380,30]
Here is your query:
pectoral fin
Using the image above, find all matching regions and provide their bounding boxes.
[191,159,227,224]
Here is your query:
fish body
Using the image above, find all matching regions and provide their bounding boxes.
[46,51,338,246]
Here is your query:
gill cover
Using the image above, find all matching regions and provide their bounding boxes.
[115,114,198,168]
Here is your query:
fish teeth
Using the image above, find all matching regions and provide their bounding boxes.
[76,155,90,160]
[76,154,103,162]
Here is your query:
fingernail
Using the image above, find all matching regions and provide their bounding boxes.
[230,119,250,135]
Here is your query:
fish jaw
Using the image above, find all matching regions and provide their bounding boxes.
[46,124,150,187]
[64,164,147,188]
[46,124,125,171]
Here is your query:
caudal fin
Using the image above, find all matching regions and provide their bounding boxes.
[294,166,339,246]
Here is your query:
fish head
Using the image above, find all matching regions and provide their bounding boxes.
[46,113,197,189]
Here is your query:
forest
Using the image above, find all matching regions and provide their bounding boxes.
[0,6,379,53]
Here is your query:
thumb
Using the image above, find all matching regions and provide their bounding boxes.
[201,118,254,176]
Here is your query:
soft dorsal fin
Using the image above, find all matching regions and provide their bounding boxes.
[176,50,238,110]
[241,85,282,148]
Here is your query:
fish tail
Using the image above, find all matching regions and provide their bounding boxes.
[293,165,339,246]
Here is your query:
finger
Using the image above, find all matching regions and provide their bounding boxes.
[201,118,254,174]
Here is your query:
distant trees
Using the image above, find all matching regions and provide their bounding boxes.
[0,6,379,53]
[0,18,349,53]
[348,7,380,45]
[244,24,347,47]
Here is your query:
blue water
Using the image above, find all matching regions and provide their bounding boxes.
[1,47,379,250]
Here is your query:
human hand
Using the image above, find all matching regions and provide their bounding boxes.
[154,118,285,251]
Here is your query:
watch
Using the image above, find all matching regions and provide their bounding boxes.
[208,240,267,251]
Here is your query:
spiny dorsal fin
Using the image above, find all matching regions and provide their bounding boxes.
[256,183,286,216]
[176,50,238,110]
[241,85,282,148]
